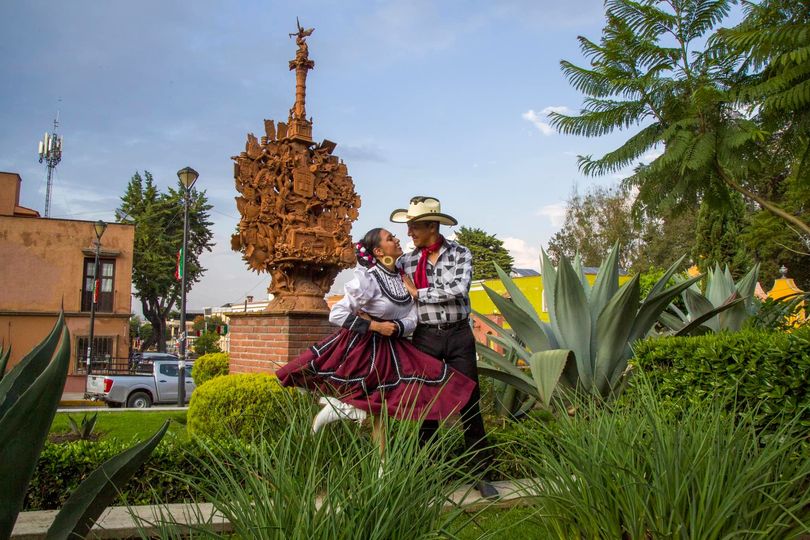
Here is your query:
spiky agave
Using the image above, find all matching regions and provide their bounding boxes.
[476,244,701,400]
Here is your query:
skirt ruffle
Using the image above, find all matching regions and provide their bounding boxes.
[276,328,475,421]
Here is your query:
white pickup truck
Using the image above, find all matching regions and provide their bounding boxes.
[85,355,196,408]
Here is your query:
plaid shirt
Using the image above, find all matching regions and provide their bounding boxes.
[397,238,472,325]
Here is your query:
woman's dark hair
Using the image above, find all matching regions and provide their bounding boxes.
[355,228,383,268]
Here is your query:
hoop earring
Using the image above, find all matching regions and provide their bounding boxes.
[380,255,395,267]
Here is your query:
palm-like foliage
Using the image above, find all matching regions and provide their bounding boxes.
[660,263,760,334]
[551,0,810,236]
[476,245,700,399]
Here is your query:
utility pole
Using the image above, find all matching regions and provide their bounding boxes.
[38,114,63,218]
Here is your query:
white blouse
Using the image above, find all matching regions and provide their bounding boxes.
[329,265,418,336]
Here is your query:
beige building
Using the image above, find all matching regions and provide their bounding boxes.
[0,172,135,392]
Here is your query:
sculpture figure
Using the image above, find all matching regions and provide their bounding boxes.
[231,21,360,313]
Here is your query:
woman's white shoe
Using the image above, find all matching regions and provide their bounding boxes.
[312,397,367,433]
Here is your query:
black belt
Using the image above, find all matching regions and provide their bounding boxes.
[419,318,470,331]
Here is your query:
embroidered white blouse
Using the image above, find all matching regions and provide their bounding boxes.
[329,265,418,337]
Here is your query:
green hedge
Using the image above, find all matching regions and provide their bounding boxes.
[630,327,810,432]
[25,436,203,511]
[187,373,313,441]
[192,352,229,386]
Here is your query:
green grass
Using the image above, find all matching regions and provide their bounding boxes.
[446,506,543,539]
[50,410,187,442]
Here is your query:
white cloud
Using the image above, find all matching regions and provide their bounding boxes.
[536,202,567,227]
[502,237,541,270]
[640,148,663,163]
[521,105,571,136]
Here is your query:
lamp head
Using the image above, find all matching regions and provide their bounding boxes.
[177,167,199,190]
[93,220,107,240]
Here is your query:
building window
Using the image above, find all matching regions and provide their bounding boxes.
[76,336,114,372]
[81,258,115,312]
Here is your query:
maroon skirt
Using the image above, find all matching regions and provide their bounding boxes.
[276,328,476,421]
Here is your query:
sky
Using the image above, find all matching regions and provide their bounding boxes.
[0,0,725,313]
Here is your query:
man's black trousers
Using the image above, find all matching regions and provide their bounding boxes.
[411,322,492,475]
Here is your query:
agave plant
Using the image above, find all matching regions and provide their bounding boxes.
[660,263,760,335]
[476,245,702,399]
[68,412,99,441]
[0,313,168,539]
[0,344,9,382]
[485,347,537,418]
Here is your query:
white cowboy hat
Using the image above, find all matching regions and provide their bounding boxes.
[389,196,458,226]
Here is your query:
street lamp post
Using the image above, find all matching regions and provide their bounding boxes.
[86,220,107,374]
[176,166,198,406]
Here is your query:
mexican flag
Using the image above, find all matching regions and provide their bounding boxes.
[175,249,183,281]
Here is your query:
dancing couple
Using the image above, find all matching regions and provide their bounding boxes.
[277,196,499,499]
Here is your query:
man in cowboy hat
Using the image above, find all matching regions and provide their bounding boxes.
[391,196,499,499]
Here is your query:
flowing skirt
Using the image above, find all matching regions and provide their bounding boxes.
[276,328,476,421]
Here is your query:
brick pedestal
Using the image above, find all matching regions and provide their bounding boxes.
[228,310,334,374]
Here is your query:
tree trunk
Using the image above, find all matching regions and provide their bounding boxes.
[717,165,810,237]
[141,298,170,352]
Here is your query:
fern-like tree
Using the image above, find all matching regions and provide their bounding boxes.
[116,171,214,352]
[550,0,810,237]
[455,226,514,280]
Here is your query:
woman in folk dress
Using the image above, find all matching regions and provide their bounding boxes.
[276,227,475,443]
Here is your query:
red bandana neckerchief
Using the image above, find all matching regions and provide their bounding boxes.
[414,236,445,290]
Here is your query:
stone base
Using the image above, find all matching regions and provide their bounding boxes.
[228,310,334,375]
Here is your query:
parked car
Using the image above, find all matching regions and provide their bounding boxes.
[85,356,196,408]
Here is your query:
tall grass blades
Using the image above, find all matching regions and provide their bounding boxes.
[512,380,810,538]
[162,391,472,539]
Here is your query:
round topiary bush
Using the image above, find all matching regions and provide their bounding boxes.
[192,352,230,386]
[187,373,313,441]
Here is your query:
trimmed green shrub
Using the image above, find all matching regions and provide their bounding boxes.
[187,373,313,441]
[630,327,810,432]
[191,352,229,386]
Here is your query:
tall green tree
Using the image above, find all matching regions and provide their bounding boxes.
[550,0,810,237]
[547,182,697,272]
[720,0,810,276]
[116,171,214,352]
[455,226,514,280]
[547,183,640,269]
[691,191,750,276]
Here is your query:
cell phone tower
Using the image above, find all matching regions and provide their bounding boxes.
[37,114,63,218]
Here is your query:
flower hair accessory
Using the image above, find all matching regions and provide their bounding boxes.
[354,241,376,267]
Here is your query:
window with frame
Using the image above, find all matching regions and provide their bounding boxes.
[75,336,115,372]
[81,258,115,312]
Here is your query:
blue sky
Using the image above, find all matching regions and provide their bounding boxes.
[0,1,736,312]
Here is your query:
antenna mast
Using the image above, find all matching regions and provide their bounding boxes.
[38,114,63,218]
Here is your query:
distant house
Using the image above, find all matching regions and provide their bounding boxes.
[201,296,274,352]
[509,268,540,278]
[0,172,135,392]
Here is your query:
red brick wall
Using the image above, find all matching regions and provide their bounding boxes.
[471,313,505,353]
[228,312,334,374]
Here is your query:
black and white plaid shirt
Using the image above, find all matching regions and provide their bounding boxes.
[397,238,472,325]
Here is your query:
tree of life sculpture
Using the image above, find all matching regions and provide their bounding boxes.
[231,21,360,313]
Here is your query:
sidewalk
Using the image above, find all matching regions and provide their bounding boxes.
[59,392,105,409]
[11,479,539,539]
